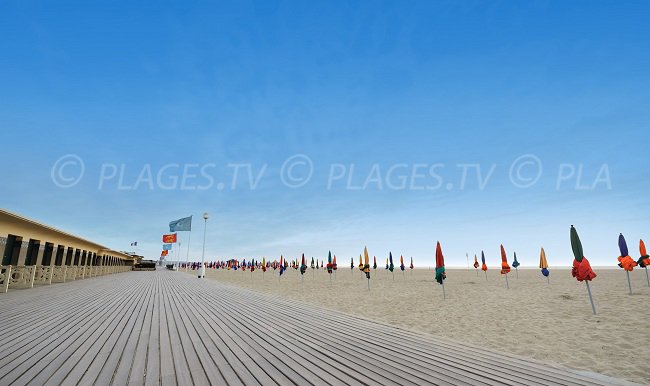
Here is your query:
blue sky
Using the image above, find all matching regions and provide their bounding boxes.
[1,1,649,267]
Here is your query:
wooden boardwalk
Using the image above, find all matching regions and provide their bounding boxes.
[0,270,635,386]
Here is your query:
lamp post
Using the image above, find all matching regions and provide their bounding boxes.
[200,212,208,278]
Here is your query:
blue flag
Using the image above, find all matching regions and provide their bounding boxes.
[170,216,192,232]
[163,244,172,250]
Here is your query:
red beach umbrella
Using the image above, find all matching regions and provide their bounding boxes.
[500,245,511,289]
[570,225,597,314]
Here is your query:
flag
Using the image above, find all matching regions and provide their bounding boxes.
[481,251,487,271]
[638,239,650,267]
[473,254,479,269]
[400,255,405,271]
[617,233,637,271]
[570,226,597,281]
[161,250,168,256]
[539,247,549,277]
[163,243,172,251]
[169,216,192,232]
[500,245,511,274]
[435,241,446,284]
[162,234,177,243]
[389,252,394,272]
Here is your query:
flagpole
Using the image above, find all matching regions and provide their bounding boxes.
[185,230,192,273]
[177,233,181,271]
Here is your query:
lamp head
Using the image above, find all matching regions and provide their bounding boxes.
[203,212,209,220]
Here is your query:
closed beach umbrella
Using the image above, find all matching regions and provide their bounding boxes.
[481,251,488,280]
[358,254,364,271]
[373,256,377,270]
[435,241,447,300]
[512,252,520,279]
[332,255,337,271]
[500,245,511,289]
[327,251,333,274]
[410,257,414,270]
[400,255,405,271]
[311,257,315,269]
[261,257,266,278]
[385,258,389,270]
[300,253,307,279]
[617,233,637,295]
[473,254,479,276]
[389,252,395,280]
[570,225,597,314]
[638,240,650,287]
[351,257,354,270]
[279,255,285,279]
[363,247,371,289]
[539,248,549,283]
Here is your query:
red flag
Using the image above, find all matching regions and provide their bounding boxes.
[163,234,177,243]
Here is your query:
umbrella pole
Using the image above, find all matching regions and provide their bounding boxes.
[402,271,405,280]
[476,269,478,277]
[329,274,332,287]
[626,270,632,295]
[505,273,509,289]
[515,267,518,279]
[484,271,487,281]
[645,266,650,287]
[367,278,370,291]
[392,272,394,281]
[547,276,549,285]
[585,281,596,315]
[442,282,446,300]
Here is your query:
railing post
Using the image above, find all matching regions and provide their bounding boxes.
[29,266,36,288]
[0,266,10,293]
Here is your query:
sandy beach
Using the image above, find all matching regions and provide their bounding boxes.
[192,265,650,384]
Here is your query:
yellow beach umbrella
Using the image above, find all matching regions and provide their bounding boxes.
[539,248,549,283]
